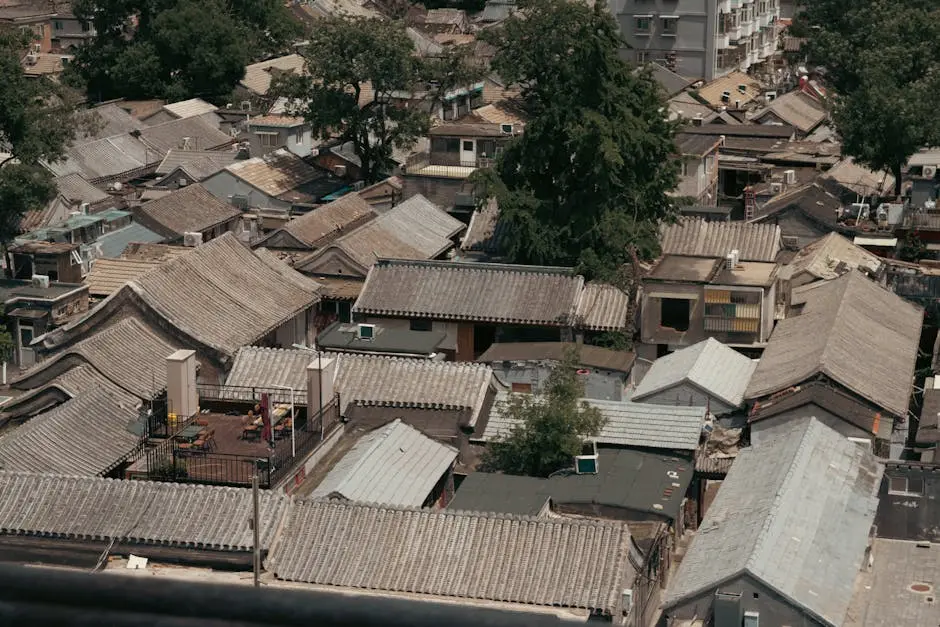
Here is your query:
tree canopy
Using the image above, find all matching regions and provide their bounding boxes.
[473,0,678,280]
[800,0,940,195]
[278,17,433,184]
[0,29,80,243]
[68,0,299,101]
[481,351,605,478]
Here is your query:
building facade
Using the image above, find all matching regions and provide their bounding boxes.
[612,0,780,81]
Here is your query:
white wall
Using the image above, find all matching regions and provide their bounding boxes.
[363,316,458,351]
[201,170,292,213]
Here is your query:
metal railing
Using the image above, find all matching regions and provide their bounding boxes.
[196,383,307,407]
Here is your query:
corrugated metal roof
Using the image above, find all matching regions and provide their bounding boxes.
[632,338,757,409]
[13,317,180,400]
[482,391,706,450]
[745,271,921,418]
[0,389,140,476]
[44,134,150,180]
[155,149,240,176]
[95,222,166,258]
[575,282,630,331]
[85,258,161,297]
[41,234,320,360]
[268,499,634,614]
[226,348,494,424]
[660,217,782,262]
[138,114,232,155]
[135,183,241,238]
[311,419,457,507]
[161,98,218,119]
[353,259,584,326]
[240,54,305,95]
[0,471,289,551]
[780,232,884,282]
[663,417,883,626]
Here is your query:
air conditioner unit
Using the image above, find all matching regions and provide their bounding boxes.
[692,113,704,126]
[621,589,634,616]
[79,202,90,214]
[333,164,347,177]
[31,274,50,289]
[240,100,252,111]
[764,91,777,102]
[31,43,40,53]
[178,178,188,187]
[25,52,38,65]
[784,169,797,185]
[782,235,799,248]
[355,323,375,340]
[770,181,783,194]
[183,232,203,247]
[924,165,937,179]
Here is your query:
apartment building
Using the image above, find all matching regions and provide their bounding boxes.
[612,0,780,81]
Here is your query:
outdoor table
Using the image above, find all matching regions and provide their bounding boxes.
[176,424,204,442]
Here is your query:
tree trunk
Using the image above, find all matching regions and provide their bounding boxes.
[893,162,903,198]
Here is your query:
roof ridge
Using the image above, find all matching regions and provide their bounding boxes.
[373,257,576,275]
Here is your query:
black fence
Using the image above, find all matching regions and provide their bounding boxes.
[142,396,341,489]
[196,383,307,407]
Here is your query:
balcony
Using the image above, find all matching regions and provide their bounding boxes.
[761,41,775,58]
[715,33,730,49]
[759,12,772,28]
[728,25,742,40]
[718,0,731,12]
[403,151,494,179]
[740,20,754,37]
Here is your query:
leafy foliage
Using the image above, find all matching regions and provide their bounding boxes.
[472,0,679,280]
[481,351,606,478]
[800,0,940,195]
[68,0,299,101]
[422,43,486,116]
[0,29,81,243]
[278,17,431,184]
[899,231,927,263]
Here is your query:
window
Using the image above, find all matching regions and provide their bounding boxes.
[409,319,433,332]
[660,298,690,332]
[634,16,652,34]
[661,16,678,36]
[680,160,690,177]
[257,132,278,147]
[636,51,649,63]
[462,140,474,152]
[511,382,533,394]
[18,324,33,348]
[888,475,924,496]
[431,137,460,153]
[54,20,63,30]
[293,127,303,144]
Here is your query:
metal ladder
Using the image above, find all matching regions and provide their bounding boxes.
[744,186,757,221]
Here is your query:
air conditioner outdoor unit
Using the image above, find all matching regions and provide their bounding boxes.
[355,323,375,340]
[924,165,937,179]
[784,169,797,185]
[240,100,252,111]
[178,178,188,187]
[764,91,777,102]
[333,165,347,177]
[79,202,90,214]
[183,232,203,247]
[782,235,799,248]
[31,274,50,289]
[31,43,40,53]
[621,589,634,617]
[25,52,38,66]
[770,182,783,194]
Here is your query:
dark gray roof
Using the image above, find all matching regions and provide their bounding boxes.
[353,259,584,326]
[0,471,289,551]
[134,184,242,238]
[450,448,693,521]
[94,221,166,258]
[680,123,797,139]
[0,389,140,476]
[477,341,636,373]
[310,419,457,507]
[663,417,883,626]
[675,133,720,157]
[660,217,782,262]
[447,473,550,515]
[746,271,922,418]
[267,499,634,614]
[648,63,693,97]
[316,321,446,356]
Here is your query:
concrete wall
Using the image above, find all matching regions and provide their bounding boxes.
[874,464,940,543]
[245,125,314,158]
[202,170,291,213]
[641,282,705,347]
[665,575,828,627]
[612,0,715,80]
[634,381,734,415]
[490,361,628,401]
[361,315,458,351]
[751,404,872,445]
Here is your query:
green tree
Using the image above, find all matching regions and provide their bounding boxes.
[899,231,927,263]
[277,17,430,183]
[481,351,606,477]
[0,29,80,243]
[472,0,679,281]
[69,0,299,101]
[800,0,940,195]
[422,43,486,116]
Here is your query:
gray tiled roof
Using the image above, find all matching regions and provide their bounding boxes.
[295,194,464,273]
[42,234,320,361]
[257,192,376,249]
[44,134,150,180]
[746,271,921,418]
[137,114,232,155]
[632,338,757,409]
[311,419,457,507]
[663,417,883,626]
[0,364,131,421]
[353,259,585,326]
[268,499,634,614]
[0,389,140,476]
[135,184,242,238]
[95,221,166,258]
[660,217,782,262]
[155,149,240,177]
[482,391,706,451]
[575,282,630,331]
[226,348,494,424]
[0,471,289,551]
[54,173,109,204]
[13,318,179,399]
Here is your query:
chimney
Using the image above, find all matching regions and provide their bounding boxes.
[166,350,198,420]
[306,355,336,414]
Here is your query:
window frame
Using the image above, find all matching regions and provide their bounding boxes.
[634,15,652,34]
[409,319,433,332]
[888,475,925,497]
[660,16,679,36]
